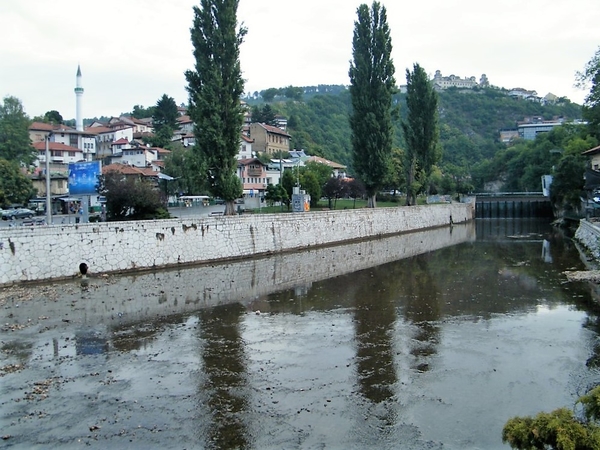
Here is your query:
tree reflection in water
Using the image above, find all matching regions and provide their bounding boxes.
[197,303,250,450]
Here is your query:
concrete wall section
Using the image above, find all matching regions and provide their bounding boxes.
[0,202,474,285]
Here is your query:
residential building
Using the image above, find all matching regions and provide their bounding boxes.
[517,122,563,141]
[249,123,291,155]
[86,125,134,159]
[508,88,539,101]
[102,163,167,184]
[237,158,270,197]
[29,122,97,162]
[583,145,600,171]
[33,141,85,167]
[237,134,254,160]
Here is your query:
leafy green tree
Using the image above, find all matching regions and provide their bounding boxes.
[304,161,334,188]
[402,63,440,205]
[99,171,168,221]
[264,183,288,206]
[503,386,600,449]
[0,158,35,207]
[164,142,208,196]
[185,0,246,215]
[43,110,63,124]
[261,88,280,102]
[251,104,278,126]
[0,96,35,165]
[349,1,396,208]
[551,154,586,212]
[151,94,179,148]
[300,170,321,207]
[576,45,600,140]
[132,104,156,119]
[284,85,303,101]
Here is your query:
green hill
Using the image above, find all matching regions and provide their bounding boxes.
[254,86,582,186]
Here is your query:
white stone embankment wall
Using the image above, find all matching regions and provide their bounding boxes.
[575,219,600,260]
[0,202,474,285]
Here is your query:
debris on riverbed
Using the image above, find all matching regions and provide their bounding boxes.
[564,270,600,283]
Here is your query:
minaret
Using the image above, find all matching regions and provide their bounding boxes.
[74,65,84,131]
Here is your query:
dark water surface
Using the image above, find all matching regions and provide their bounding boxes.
[2,219,600,449]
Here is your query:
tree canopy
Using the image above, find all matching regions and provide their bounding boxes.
[185,0,246,215]
[151,94,179,148]
[0,158,35,207]
[0,96,35,166]
[577,45,600,140]
[348,1,396,207]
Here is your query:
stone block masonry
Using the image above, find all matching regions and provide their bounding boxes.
[0,202,474,285]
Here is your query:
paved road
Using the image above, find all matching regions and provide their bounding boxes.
[0,205,228,229]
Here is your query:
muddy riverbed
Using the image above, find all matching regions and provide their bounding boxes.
[2,220,600,449]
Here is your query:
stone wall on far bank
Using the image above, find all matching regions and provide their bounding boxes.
[575,219,600,260]
[0,202,474,286]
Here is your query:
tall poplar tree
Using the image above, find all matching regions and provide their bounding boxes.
[402,63,440,206]
[348,2,396,208]
[185,0,246,215]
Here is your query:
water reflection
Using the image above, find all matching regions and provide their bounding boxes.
[352,269,397,403]
[198,303,250,449]
[4,220,600,449]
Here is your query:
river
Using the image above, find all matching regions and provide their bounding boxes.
[1,219,600,449]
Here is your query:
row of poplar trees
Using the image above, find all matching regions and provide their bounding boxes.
[185,0,438,214]
[349,2,439,208]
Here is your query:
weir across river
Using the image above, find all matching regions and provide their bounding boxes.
[475,192,553,218]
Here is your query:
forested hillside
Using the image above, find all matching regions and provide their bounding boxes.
[259,86,583,190]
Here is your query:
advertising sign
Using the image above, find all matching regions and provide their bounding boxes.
[68,161,101,195]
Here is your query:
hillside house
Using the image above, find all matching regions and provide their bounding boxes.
[249,123,291,155]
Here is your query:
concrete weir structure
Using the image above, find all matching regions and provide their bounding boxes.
[0,202,474,286]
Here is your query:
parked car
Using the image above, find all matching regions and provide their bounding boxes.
[1,207,35,220]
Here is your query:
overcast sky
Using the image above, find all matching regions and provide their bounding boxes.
[1,0,598,120]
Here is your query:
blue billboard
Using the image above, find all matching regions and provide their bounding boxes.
[68,161,101,195]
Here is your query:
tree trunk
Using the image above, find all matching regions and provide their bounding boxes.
[224,201,236,216]
[367,194,377,208]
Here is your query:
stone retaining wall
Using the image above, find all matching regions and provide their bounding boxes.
[575,219,600,260]
[0,202,474,285]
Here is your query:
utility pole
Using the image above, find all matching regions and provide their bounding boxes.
[45,133,53,225]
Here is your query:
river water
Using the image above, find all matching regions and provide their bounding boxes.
[2,219,600,449]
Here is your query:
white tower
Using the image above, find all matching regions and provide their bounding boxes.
[74,65,84,131]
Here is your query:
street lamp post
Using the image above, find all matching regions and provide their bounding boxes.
[45,133,53,225]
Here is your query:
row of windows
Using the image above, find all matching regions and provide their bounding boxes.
[268,134,287,144]
[242,178,267,184]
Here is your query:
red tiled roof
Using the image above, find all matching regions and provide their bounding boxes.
[102,164,161,177]
[111,138,129,145]
[256,123,291,137]
[32,141,81,151]
[84,126,111,134]
[241,134,254,143]
[177,115,192,123]
[238,157,266,166]
[29,122,56,131]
